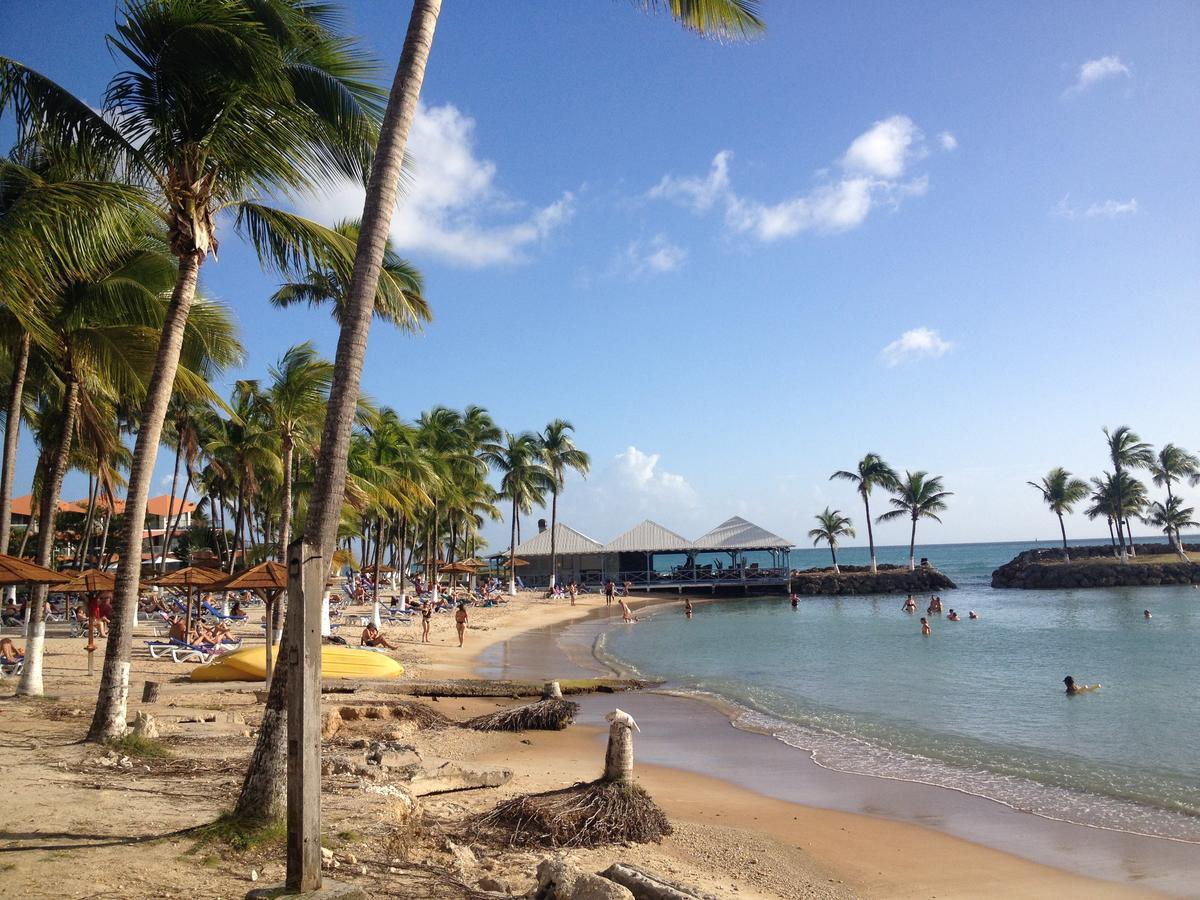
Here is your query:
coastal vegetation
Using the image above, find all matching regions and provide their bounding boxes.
[807,507,855,574]
[1028,467,1090,561]
[830,452,899,574]
[876,471,953,570]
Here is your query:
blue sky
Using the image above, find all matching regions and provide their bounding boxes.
[3,1,1199,552]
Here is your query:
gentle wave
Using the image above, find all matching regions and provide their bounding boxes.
[593,623,1200,844]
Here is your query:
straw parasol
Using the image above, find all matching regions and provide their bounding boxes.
[151,565,227,636]
[438,561,478,575]
[499,557,530,569]
[218,561,288,686]
[0,554,71,586]
[57,569,117,593]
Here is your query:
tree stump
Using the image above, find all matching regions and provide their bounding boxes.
[542,680,563,700]
[142,681,161,704]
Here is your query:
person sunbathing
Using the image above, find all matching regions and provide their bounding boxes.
[143,595,171,615]
[0,637,24,659]
[361,622,397,650]
[168,616,188,642]
[192,622,234,646]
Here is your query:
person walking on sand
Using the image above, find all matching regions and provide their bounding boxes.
[455,602,469,647]
[420,600,432,643]
[568,580,578,607]
[920,617,931,636]
[623,579,633,598]
[604,580,615,606]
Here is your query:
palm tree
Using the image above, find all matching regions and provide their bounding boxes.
[259,343,333,560]
[1027,467,1090,561]
[1149,444,1200,548]
[830,453,898,574]
[1,0,384,736]
[539,420,591,589]
[808,508,855,573]
[234,0,764,882]
[1142,497,1199,561]
[877,471,952,570]
[495,432,553,595]
[1103,426,1154,562]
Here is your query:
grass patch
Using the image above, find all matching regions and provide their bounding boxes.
[106,732,172,758]
[1041,552,1193,567]
[336,829,362,844]
[192,813,286,853]
[0,862,15,872]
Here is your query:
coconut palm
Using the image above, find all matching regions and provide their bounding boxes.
[1,0,384,737]
[1103,426,1154,562]
[830,453,898,574]
[808,508,855,573]
[495,432,554,595]
[1142,497,1199,561]
[1149,443,1200,548]
[877,471,952,570]
[1027,467,1090,561]
[258,343,334,560]
[539,420,591,589]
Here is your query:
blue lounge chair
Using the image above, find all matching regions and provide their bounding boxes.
[201,600,247,622]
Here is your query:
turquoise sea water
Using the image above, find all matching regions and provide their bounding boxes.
[597,539,1200,842]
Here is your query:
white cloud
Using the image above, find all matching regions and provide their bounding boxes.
[647,115,934,242]
[1063,55,1131,98]
[938,131,958,151]
[1052,195,1138,219]
[880,327,953,366]
[618,234,688,277]
[296,102,573,267]
[569,446,700,536]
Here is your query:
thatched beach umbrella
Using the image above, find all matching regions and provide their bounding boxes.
[218,561,288,686]
[151,565,227,640]
[0,553,71,586]
[48,568,115,676]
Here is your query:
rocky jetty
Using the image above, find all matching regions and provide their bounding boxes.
[790,563,956,596]
[991,544,1200,589]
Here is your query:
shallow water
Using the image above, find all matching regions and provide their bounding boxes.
[598,540,1200,842]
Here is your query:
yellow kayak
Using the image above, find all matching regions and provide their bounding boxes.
[189,645,404,682]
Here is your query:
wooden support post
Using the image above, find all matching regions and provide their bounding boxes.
[142,681,161,703]
[286,539,324,892]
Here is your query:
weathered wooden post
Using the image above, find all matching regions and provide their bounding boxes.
[286,539,324,892]
[141,681,161,703]
[542,680,562,700]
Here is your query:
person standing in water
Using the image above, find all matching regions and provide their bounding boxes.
[684,598,693,618]
[902,596,917,613]
[920,617,931,636]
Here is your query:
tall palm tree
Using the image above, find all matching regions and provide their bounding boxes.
[495,432,553,595]
[538,419,590,588]
[235,0,764,883]
[1,0,384,737]
[1142,497,1199,561]
[830,453,898,574]
[1149,444,1200,547]
[1103,426,1154,562]
[1027,467,1090,561]
[259,343,333,560]
[808,508,855,573]
[877,471,952,570]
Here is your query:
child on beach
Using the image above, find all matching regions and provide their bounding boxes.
[568,581,578,606]
[947,609,960,621]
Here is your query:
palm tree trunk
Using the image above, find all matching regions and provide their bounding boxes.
[88,253,202,741]
[1125,518,1136,556]
[509,496,518,596]
[0,331,31,555]
[77,473,99,566]
[97,509,112,567]
[549,486,559,589]
[278,439,294,561]
[160,437,183,575]
[234,616,291,823]
[830,544,839,574]
[1058,512,1070,562]
[1115,471,1129,563]
[18,373,80,696]
[398,516,408,595]
[908,515,917,571]
[235,2,441,859]
[163,463,193,569]
[863,492,876,575]
[1106,517,1116,553]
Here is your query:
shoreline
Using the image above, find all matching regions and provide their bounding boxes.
[467,591,1198,897]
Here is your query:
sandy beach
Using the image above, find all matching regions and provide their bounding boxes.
[0,589,1190,898]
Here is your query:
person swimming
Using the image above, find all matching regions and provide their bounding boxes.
[968,610,978,620]
[1144,609,1152,619]
[1063,675,1100,694]
[947,609,961,621]
[790,594,800,608]
[920,616,931,635]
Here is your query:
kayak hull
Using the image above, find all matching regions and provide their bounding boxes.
[189,645,403,682]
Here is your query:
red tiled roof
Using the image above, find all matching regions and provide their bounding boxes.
[11,495,88,516]
[145,495,197,516]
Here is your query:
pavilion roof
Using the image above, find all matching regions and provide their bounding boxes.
[512,522,603,557]
[602,519,693,553]
[690,516,793,550]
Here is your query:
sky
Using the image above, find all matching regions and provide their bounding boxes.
[3,1,1199,553]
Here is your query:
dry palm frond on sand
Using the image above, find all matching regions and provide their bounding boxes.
[464,698,579,732]
[478,779,671,848]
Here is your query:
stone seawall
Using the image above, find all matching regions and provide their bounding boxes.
[791,564,956,596]
[991,544,1200,589]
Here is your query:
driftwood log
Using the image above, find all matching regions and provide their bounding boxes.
[600,863,701,900]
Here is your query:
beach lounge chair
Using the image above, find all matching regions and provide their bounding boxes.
[1,654,23,676]
[201,600,247,623]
